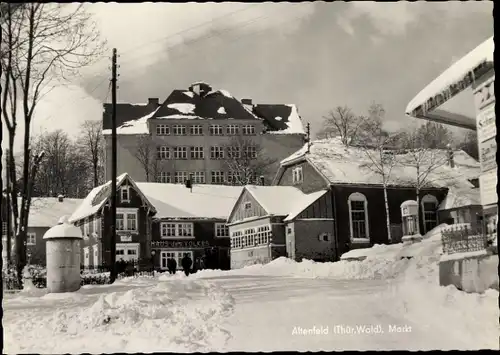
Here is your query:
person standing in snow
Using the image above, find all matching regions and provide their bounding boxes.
[181,254,192,276]
[167,257,177,275]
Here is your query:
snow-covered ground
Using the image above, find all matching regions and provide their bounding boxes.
[3,232,498,353]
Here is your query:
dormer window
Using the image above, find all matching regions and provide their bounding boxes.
[292,166,303,184]
[120,186,130,203]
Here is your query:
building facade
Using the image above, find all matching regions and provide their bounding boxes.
[271,139,479,258]
[69,173,241,271]
[102,82,306,185]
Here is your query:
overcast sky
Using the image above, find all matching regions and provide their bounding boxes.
[2,1,493,154]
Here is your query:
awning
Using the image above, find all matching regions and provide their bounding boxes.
[405,36,494,130]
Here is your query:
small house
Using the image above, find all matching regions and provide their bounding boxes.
[2,195,83,267]
[271,138,480,258]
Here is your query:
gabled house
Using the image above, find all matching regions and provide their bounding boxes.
[69,173,242,271]
[271,138,480,257]
[68,173,157,270]
[226,185,305,269]
[101,82,307,185]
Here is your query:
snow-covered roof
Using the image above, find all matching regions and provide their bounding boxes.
[244,185,307,216]
[265,104,305,135]
[279,138,480,189]
[166,103,195,114]
[438,186,481,211]
[284,189,329,222]
[406,36,494,129]
[68,173,129,223]
[136,183,243,219]
[23,197,84,228]
[102,108,159,136]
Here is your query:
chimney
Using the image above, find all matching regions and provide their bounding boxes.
[148,98,159,107]
[241,98,252,106]
[199,83,212,97]
[259,176,265,186]
[58,194,64,202]
[447,144,455,168]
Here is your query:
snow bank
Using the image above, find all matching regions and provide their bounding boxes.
[3,279,235,353]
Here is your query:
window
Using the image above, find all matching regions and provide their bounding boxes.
[227,146,240,159]
[191,171,205,184]
[93,217,100,235]
[174,171,189,184]
[227,171,241,185]
[209,124,223,136]
[157,172,172,183]
[120,186,130,202]
[160,250,193,270]
[173,124,187,136]
[243,146,257,159]
[116,249,125,255]
[210,146,224,159]
[230,225,271,249]
[156,124,170,136]
[93,244,99,268]
[84,219,90,236]
[211,171,225,184]
[173,146,188,159]
[27,233,36,245]
[242,125,255,135]
[231,230,243,248]
[227,125,239,135]
[215,223,229,237]
[421,194,438,234]
[190,146,204,159]
[190,125,203,135]
[160,222,194,238]
[157,146,171,160]
[244,201,252,210]
[116,209,138,232]
[292,166,303,184]
[348,193,369,242]
[84,247,90,267]
[2,222,7,236]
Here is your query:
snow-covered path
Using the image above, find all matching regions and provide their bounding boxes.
[202,275,487,352]
[3,269,497,353]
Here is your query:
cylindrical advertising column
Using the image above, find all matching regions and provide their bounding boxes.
[43,216,83,293]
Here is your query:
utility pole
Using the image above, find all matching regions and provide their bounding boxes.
[6,149,12,269]
[109,48,118,283]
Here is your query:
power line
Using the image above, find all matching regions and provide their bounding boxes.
[118,10,311,88]
[109,4,261,65]
[92,4,298,82]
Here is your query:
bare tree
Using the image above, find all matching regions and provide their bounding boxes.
[223,136,276,185]
[359,104,404,242]
[458,130,479,161]
[33,130,90,198]
[78,120,104,187]
[134,134,162,182]
[316,106,367,146]
[1,3,106,279]
[415,121,455,149]
[397,130,451,234]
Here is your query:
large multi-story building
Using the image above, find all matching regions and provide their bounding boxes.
[102,82,307,185]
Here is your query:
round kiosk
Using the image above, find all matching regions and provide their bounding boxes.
[43,215,83,293]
